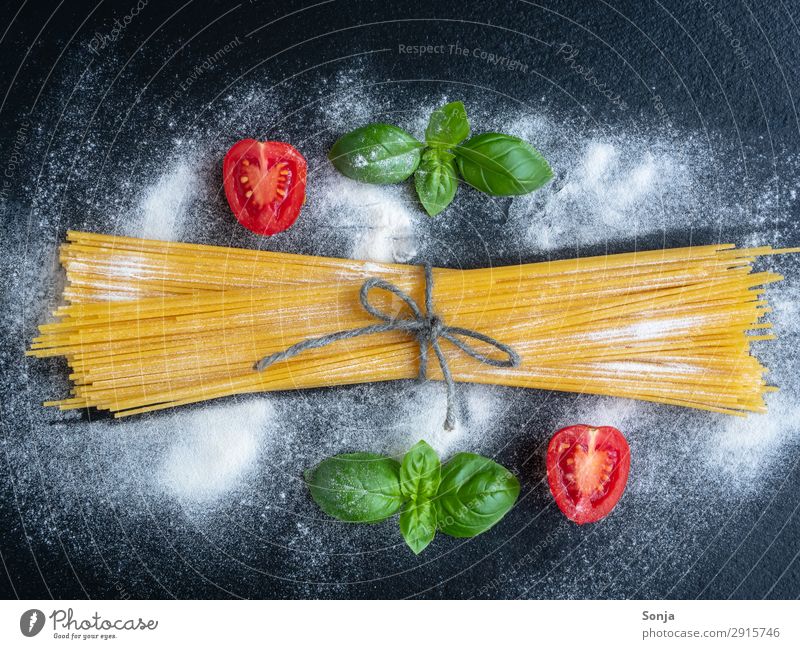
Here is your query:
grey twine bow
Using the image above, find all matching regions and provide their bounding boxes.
[254,265,521,430]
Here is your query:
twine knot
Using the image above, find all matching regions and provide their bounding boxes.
[254,264,521,430]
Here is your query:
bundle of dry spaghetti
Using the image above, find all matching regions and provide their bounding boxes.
[27,230,798,418]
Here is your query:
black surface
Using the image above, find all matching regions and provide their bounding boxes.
[1,0,799,599]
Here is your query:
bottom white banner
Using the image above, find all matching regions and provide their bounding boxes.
[0,600,796,648]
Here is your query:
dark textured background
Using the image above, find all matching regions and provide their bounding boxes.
[1,0,799,599]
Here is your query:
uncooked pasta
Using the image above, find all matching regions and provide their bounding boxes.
[28,230,798,418]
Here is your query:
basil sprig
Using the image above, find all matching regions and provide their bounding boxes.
[328,101,552,217]
[305,440,520,554]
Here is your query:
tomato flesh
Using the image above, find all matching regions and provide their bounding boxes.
[546,424,630,524]
[223,139,307,236]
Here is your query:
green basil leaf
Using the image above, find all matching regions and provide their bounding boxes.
[328,123,423,184]
[435,452,520,538]
[305,452,404,523]
[455,133,553,196]
[399,500,437,554]
[414,149,458,217]
[425,101,470,148]
[400,440,441,500]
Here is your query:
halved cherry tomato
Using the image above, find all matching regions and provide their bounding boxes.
[546,424,630,525]
[222,139,307,236]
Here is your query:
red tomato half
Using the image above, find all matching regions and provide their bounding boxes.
[546,424,630,525]
[222,139,307,236]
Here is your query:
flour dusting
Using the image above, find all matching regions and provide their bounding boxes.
[159,400,271,502]
[313,178,418,263]
[134,161,196,241]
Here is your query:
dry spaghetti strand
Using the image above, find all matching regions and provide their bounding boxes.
[28,231,799,418]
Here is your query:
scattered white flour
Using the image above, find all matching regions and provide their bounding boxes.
[159,400,271,503]
[133,161,196,241]
[508,137,676,250]
[711,393,799,479]
[380,381,507,459]
[311,175,418,263]
[316,69,379,131]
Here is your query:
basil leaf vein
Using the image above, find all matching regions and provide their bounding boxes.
[305,452,404,523]
[328,123,423,184]
[425,101,470,148]
[435,452,520,538]
[455,133,553,196]
[399,500,437,554]
[413,149,459,217]
[400,439,441,500]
